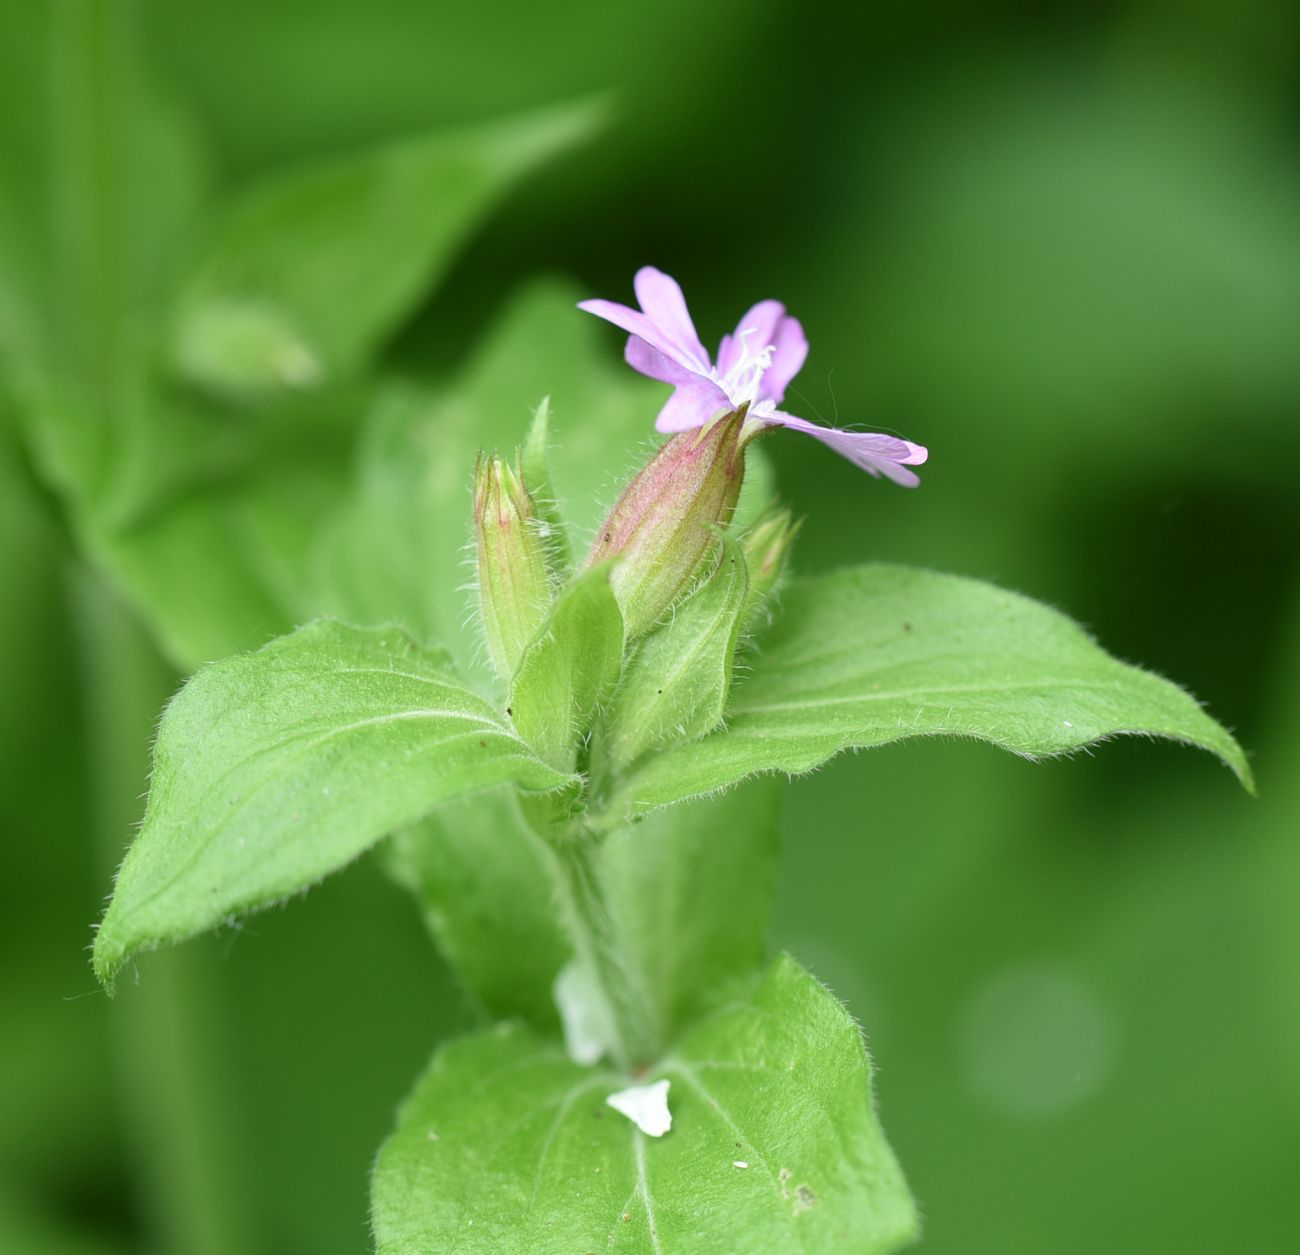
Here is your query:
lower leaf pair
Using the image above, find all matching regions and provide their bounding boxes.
[373,956,918,1254]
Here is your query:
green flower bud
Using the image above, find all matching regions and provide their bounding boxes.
[474,453,553,679]
[740,507,800,627]
[586,412,746,638]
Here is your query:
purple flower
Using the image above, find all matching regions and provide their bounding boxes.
[579,267,928,487]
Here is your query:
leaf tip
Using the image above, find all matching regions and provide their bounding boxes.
[91,926,124,995]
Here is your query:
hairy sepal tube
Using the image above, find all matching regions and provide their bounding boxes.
[93,269,1250,1254]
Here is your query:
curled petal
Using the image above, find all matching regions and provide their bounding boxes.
[758,315,808,407]
[762,412,928,487]
[633,267,711,373]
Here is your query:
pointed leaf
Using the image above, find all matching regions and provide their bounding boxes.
[509,565,624,771]
[94,620,570,988]
[372,955,917,1254]
[617,564,1252,813]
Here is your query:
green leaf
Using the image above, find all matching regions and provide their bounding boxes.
[518,396,572,573]
[94,620,570,988]
[372,954,917,1254]
[598,533,748,779]
[509,565,624,771]
[616,564,1253,814]
[172,99,604,399]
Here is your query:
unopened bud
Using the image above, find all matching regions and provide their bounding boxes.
[740,507,800,626]
[587,412,746,638]
[474,453,553,678]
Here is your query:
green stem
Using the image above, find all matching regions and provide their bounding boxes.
[551,831,661,1073]
[72,568,258,1255]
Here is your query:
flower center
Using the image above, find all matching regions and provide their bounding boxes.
[714,327,776,411]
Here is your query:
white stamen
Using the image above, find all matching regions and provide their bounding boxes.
[713,324,777,409]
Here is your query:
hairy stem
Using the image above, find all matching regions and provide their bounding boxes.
[551,831,661,1072]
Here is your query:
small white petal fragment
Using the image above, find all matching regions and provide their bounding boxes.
[606,1079,672,1137]
[733,1160,749,1169]
[553,962,616,1066]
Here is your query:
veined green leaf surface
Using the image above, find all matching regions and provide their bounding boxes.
[94,621,570,987]
[372,955,917,1254]
[617,564,1252,814]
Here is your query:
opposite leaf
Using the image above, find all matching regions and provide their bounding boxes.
[509,564,624,772]
[372,954,917,1254]
[94,621,570,988]
[618,564,1252,814]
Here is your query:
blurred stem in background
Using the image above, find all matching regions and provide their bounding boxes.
[70,571,258,1255]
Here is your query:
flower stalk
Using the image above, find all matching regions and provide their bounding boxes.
[549,831,662,1072]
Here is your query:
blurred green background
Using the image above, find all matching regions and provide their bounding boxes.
[2,1,1297,1252]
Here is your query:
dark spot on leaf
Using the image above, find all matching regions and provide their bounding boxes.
[478,740,486,748]
[506,706,513,716]
[902,622,912,632]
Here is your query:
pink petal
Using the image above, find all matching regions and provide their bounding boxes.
[655,380,732,432]
[579,298,678,361]
[624,336,731,431]
[717,299,785,377]
[758,315,808,407]
[763,412,928,487]
[624,335,701,386]
[633,267,711,373]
